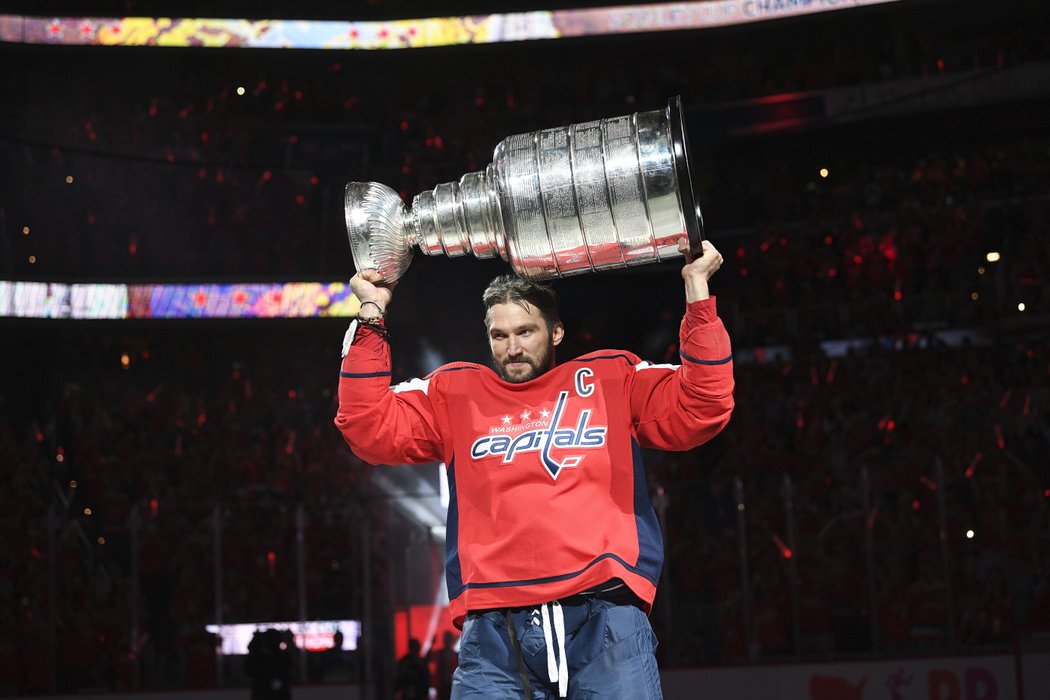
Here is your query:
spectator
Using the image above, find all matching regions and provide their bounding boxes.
[394,638,430,700]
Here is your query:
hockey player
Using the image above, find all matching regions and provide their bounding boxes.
[336,238,733,699]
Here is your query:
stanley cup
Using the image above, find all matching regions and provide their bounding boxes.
[344,96,704,282]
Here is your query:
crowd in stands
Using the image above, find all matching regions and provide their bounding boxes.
[3,0,1048,282]
[0,325,385,691]
[712,144,1050,347]
[653,338,1050,663]
[2,0,1049,694]
[2,309,1047,690]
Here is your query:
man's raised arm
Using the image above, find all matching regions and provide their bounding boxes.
[334,271,445,465]
[628,239,735,450]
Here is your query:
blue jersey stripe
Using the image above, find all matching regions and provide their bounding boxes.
[679,350,732,365]
[570,354,633,364]
[447,552,658,600]
[444,458,464,596]
[630,438,664,581]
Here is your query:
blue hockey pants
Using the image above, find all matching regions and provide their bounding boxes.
[451,596,663,699]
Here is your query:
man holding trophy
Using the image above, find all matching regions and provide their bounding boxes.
[335,98,735,699]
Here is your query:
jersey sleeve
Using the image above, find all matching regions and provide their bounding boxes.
[628,296,735,450]
[334,321,445,465]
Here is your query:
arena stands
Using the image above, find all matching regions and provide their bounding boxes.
[1,0,1048,693]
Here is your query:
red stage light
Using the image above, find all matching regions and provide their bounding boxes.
[964,452,983,478]
[772,534,792,559]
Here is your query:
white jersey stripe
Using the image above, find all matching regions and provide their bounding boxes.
[392,377,431,395]
[634,360,680,372]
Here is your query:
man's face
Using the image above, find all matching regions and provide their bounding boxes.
[486,301,564,383]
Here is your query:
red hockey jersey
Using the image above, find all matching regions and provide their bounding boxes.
[335,297,734,626]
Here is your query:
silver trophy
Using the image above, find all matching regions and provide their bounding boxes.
[345,95,704,282]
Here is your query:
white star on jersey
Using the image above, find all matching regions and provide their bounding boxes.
[539,408,551,419]
[520,410,531,421]
[501,415,512,425]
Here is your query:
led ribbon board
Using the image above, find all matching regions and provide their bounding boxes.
[0,1,904,50]
[0,280,361,319]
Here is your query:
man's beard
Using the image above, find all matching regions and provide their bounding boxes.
[494,341,555,383]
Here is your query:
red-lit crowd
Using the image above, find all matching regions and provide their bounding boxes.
[2,7,1049,695]
[653,339,1050,664]
[4,14,1048,282]
[2,315,1048,691]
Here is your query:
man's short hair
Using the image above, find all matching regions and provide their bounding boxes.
[482,274,560,332]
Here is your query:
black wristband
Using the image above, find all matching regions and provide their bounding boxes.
[359,300,384,314]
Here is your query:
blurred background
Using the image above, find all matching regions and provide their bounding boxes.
[1,0,1048,697]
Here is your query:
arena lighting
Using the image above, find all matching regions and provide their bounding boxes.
[439,462,450,509]
[0,0,907,50]
[986,251,1001,262]
[371,465,447,537]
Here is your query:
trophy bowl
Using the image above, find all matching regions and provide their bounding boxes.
[345,95,704,282]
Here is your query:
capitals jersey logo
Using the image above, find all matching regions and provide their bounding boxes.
[469,368,608,480]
